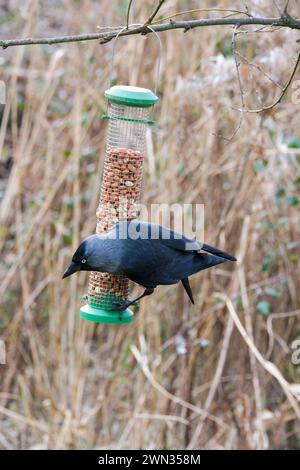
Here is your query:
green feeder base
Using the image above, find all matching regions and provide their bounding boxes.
[80,303,134,324]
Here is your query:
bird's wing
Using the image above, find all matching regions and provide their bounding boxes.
[153,225,236,260]
[119,234,227,287]
[114,220,202,252]
[157,251,227,284]
[117,221,236,260]
[201,242,236,261]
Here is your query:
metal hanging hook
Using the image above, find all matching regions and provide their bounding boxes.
[145,25,162,96]
[109,23,162,94]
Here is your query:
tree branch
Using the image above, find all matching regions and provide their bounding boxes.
[1,15,300,49]
[151,7,252,24]
[144,0,165,26]
[229,25,245,140]
[284,0,290,14]
[126,0,134,30]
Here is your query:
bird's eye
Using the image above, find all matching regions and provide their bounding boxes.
[81,258,87,264]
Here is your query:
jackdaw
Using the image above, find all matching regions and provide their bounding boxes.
[63,220,236,311]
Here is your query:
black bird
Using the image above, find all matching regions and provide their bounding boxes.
[63,220,236,311]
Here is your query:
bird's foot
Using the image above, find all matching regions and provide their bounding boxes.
[109,300,131,321]
[110,300,130,311]
[106,300,131,321]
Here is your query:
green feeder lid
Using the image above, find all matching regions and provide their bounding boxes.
[80,303,134,324]
[104,85,159,108]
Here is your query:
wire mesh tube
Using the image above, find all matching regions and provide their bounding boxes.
[85,103,150,311]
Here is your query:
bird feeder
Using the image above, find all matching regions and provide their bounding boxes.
[80,85,159,324]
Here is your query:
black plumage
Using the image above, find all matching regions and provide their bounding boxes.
[63,220,236,310]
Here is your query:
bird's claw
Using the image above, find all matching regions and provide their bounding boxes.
[111,300,129,311]
[106,301,130,321]
[107,300,130,321]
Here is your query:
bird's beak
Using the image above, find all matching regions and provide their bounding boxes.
[62,261,81,279]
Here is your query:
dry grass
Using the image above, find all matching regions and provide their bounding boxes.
[0,0,300,449]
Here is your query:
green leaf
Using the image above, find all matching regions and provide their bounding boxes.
[265,219,275,231]
[253,159,268,173]
[286,195,299,207]
[17,97,25,111]
[287,362,296,380]
[275,187,286,202]
[63,196,73,209]
[64,149,72,158]
[217,41,232,57]
[288,137,300,149]
[262,253,275,272]
[264,287,281,298]
[256,301,271,317]
[81,111,91,126]
[63,233,73,246]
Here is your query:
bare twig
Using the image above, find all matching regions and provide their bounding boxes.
[237,217,267,449]
[152,7,252,24]
[133,412,189,425]
[0,404,48,432]
[145,0,165,26]
[237,25,283,35]
[131,341,229,429]
[237,50,300,113]
[187,314,234,449]
[236,51,283,89]
[1,15,300,49]
[218,294,300,420]
[215,24,245,142]
[266,309,300,359]
[229,24,245,141]
[126,0,134,30]
[284,0,291,14]
[274,1,283,16]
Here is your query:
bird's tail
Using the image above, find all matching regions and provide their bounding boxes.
[201,243,236,262]
[181,278,194,304]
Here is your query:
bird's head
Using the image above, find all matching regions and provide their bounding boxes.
[62,235,100,279]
